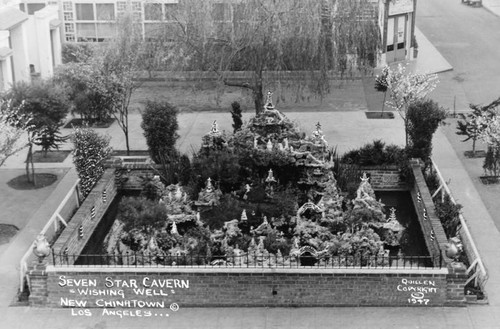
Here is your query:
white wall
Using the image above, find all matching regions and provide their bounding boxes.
[0,30,13,91]
[10,22,30,83]
[34,6,53,77]
[24,5,60,78]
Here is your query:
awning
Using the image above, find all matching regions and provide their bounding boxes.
[0,47,13,60]
[0,7,28,30]
[50,19,61,29]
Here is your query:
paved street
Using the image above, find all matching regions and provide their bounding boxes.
[418,0,500,110]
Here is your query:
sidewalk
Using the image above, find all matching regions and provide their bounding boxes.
[0,167,78,308]
[482,0,500,17]
[412,28,453,74]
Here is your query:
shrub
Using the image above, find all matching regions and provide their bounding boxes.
[434,194,462,238]
[406,99,447,161]
[423,168,440,194]
[191,150,242,193]
[61,43,93,63]
[141,101,179,163]
[483,146,500,177]
[118,196,167,232]
[55,60,122,123]
[230,101,243,133]
[7,80,69,129]
[341,140,405,166]
[71,127,112,197]
[35,125,68,156]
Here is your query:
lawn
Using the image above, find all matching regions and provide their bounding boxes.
[129,79,370,113]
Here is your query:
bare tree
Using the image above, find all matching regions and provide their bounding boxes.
[99,14,144,155]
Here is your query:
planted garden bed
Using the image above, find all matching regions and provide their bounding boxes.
[365,111,394,119]
[63,118,115,129]
[31,150,71,163]
[479,176,499,185]
[464,150,487,158]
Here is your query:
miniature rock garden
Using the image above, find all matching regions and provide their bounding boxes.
[84,94,430,268]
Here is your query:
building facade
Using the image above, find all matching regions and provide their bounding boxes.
[378,0,417,64]
[0,2,62,91]
[17,0,180,43]
[6,0,415,78]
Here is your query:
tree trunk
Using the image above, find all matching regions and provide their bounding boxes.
[25,143,34,185]
[404,120,409,148]
[253,68,264,115]
[254,85,264,115]
[31,151,36,186]
[472,137,476,155]
[125,128,130,156]
[381,91,387,117]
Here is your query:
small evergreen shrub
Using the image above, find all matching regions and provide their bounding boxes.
[406,99,447,160]
[230,101,243,133]
[71,127,112,198]
[483,146,500,177]
[141,100,179,164]
[434,194,462,238]
[118,196,167,232]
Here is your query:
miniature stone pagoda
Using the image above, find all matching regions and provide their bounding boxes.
[195,177,222,207]
[201,120,228,151]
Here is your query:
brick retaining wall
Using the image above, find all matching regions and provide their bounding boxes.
[105,159,409,192]
[29,266,459,308]
[409,160,449,266]
[104,157,159,190]
[51,170,117,263]
[362,166,407,190]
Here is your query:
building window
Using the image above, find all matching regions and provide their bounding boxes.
[96,4,115,21]
[117,1,127,12]
[164,3,178,21]
[63,2,73,11]
[65,23,75,33]
[76,4,94,21]
[133,12,142,21]
[76,23,97,42]
[96,23,116,40]
[64,12,74,21]
[132,2,142,12]
[145,3,162,21]
[65,35,75,42]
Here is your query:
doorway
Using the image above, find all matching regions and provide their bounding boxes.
[386,14,407,63]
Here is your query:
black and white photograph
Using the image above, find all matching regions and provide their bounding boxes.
[0,0,499,327]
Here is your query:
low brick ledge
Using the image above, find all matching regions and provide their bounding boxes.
[45,265,448,275]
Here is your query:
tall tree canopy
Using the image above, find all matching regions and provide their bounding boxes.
[155,0,380,113]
